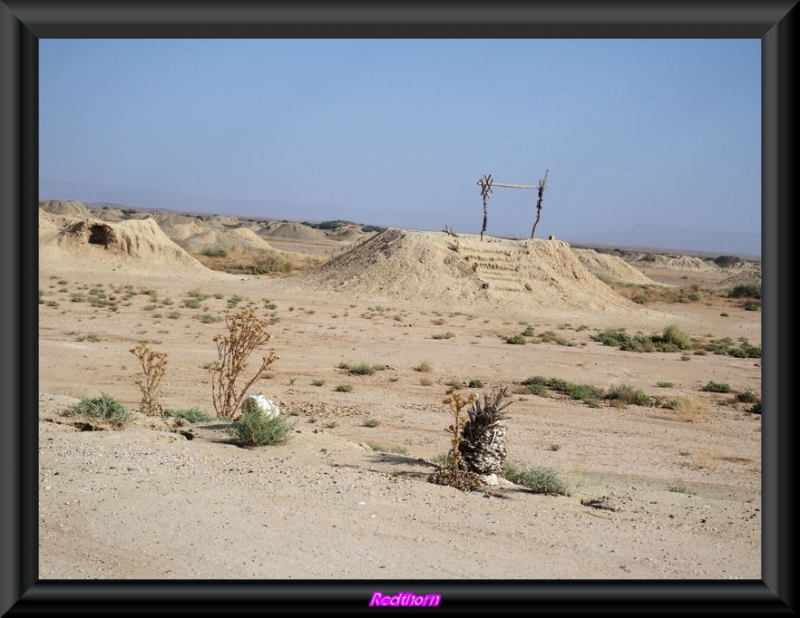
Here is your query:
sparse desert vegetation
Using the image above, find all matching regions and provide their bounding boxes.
[37,203,761,581]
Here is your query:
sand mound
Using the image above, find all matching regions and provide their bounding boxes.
[39,200,90,217]
[205,215,240,228]
[87,207,126,222]
[635,254,716,271]
[145,213,276,252]
[258,221,329,242]
[297,228,640,313]
[39,214,211,274]
[183,227,276,252]
[573,249,659,285]
[321,223,367,241]
[151,214,208,242]
[713,264,762,290]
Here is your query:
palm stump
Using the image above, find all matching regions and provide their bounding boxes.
[459,387,512,476]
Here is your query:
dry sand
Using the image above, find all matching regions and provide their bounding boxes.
[38,206,762,581]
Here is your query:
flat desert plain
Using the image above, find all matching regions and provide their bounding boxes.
[38,206,762,580]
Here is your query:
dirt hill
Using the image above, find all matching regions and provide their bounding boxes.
[634,254,717,271]
[39,200,90,218]
[573,249,659,285]
[713,264,762,290]
[297,228,642,313]
[258,221,330,242]
[39,213,212,275]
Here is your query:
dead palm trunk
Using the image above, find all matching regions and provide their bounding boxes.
[459,387,512,476]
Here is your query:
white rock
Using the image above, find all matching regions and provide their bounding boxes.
[241,395,280,419]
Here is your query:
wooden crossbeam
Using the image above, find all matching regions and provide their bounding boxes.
[477,180,542,190]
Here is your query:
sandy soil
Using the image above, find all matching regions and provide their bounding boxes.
[37,212,761,581]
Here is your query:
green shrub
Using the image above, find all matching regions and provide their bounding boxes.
[743,300,760,311]
[164,407,214,423]
[522,376,549,396]
[660,325,692,349]
[228,409,294,446]
[186,289,210,301]
[335,384,353,392]
[468,379,484,388]
[750,401,762,414]
[348,362,385,376]
[312,379,326,387]
[729,344,761,358]
[702,381,732,393]
[68,393,133,426]
[728,283,761,299]
[605,385,651,407]
[736,391,760,404]
[504,461,568,495]
[199,313,222,323]
[167,311,181,319]
[432,332,455,340]
[656,381,674,388]
[503,334,527,345]
[527,383,548,396]
[201,245,230,258]
[363,418,381,428]
[183,298,201,309]
[592,326,691,353]
[546,378,601,406]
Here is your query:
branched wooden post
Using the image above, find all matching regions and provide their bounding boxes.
[530,169,549,240]
[477,174,493,241]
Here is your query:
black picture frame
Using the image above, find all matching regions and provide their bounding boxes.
[1,1,795,614]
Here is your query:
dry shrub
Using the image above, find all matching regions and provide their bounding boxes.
[414,361,433,373]
[429,389,484,492]
[665,395,707,422]
[209,308,280,419]
[130,343,168,416]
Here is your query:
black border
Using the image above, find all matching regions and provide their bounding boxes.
[1,1,796,615]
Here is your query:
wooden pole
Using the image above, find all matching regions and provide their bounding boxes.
[479,174,492,241]
[530,169,549,240]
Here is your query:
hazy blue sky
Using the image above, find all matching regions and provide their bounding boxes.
[40,39,761,255]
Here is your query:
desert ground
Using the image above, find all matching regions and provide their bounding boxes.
[38,202,762,580]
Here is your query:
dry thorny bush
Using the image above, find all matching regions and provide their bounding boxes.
[429,388,485,492]
[130,343,168,416]
[209,308,280,419]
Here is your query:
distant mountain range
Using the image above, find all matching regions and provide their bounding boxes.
[573,224,760,259]
[40,179,761,258]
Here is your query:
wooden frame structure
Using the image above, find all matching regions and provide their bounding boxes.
[477,170,549,240]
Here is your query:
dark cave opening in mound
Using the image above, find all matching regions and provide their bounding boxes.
[88,224,113,247]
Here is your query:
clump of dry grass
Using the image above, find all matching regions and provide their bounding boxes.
[663,395,707,422]
[414,361,433,373]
